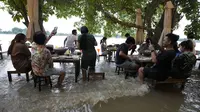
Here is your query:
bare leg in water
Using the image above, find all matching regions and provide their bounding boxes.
[57,71,66,86]
[138,67,144,84]
[82,69,87,81]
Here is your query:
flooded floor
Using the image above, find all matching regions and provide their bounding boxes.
[0,55,200,112]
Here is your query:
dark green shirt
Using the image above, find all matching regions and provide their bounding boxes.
[78,34,97,60]
[172,52,196,74]
[78,34,96,51]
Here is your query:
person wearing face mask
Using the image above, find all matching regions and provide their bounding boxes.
[170,40,196,79]
[7,33,32,73]
[138,33,179,83]
[115,37,139,70]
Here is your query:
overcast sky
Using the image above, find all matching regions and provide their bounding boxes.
[0,9,190,38]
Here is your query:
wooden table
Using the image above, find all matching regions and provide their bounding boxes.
[52,55,80,83]
[107,47,117,62]
[196,58,200,69]
[0,44,2,59]
[129,55,152,66]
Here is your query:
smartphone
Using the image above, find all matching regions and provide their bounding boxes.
[54,27,58,32]
[54,27,58,31]
[52,27,58,34]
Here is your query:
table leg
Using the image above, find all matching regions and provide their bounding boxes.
[0,44,2,60]
[75,60,80,83]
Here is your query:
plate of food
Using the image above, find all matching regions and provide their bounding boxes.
[52,57,59,60]
[59,55,73,59]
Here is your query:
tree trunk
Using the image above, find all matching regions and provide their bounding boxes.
[39,0,45,33]
[152,12,164,43]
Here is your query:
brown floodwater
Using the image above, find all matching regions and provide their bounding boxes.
[0,56,200,112]
[93,86,184,112]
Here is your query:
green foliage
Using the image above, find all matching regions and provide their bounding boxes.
[52,0,200,39]
[1,0,200,39]
[0,0,55,25]
[0,27,26,34]
[0,0,26,22]
[179,0,200,39]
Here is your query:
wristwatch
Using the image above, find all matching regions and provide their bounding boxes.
[151,50,155,52]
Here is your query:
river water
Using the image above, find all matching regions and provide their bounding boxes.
[0,34,199,112]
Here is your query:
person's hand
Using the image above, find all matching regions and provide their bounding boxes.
[128,57,132,62]
[50,27,58,36]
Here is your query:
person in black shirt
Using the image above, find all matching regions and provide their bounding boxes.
[116,37,139,70]
[138,33,179,83]
[125,33,136,55]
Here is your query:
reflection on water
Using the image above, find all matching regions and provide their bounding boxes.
[0,58,150,112]
[179,70,200,112]
[0,57,199,112]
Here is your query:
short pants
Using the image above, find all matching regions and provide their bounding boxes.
[143,67,168,81]
[44,68,65,76]
[117,60,139,70]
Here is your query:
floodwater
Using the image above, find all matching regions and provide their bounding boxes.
[0,34,200,112]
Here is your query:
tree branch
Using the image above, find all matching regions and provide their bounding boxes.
[19,0,29,27]
[11,0,29,27]
[144,0,165,38]
[103,11,144,29]
[95,4,151,30]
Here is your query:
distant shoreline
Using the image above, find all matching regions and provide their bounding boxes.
[0,33,107,38]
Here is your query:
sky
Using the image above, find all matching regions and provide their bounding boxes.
[0,9,190,38]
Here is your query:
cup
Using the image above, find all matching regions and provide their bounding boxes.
[97,48,100,54]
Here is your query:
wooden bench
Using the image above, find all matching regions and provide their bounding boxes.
[88,72,105,81]
[153,77,186,89]
[124,69,137,79]
[196,58,200,69]
[0,51,7,60]
[97,54,107,61]
[7,70,30,82]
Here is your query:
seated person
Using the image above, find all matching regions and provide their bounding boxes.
[31,28,57,55]
[31,31,66,87]
[100,37,107,54]
[170,40,196,79]
[115,37,139,70]
[7,33,32,73]
[138,37,152,55]
[125,33,136,55]
[138,33,179,83]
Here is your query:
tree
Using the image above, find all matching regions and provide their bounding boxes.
[1,0,199,42]
[12,27,23,34]
[49,0,200,42]
[0,0,55,32]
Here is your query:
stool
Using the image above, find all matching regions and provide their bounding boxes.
[124,69,137,79]
[153,77,186,89]
[97,54,107,61]
[7,70,29,82]
[88,72,105,81]
[115,65,123,75]
[33,75,52,91]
